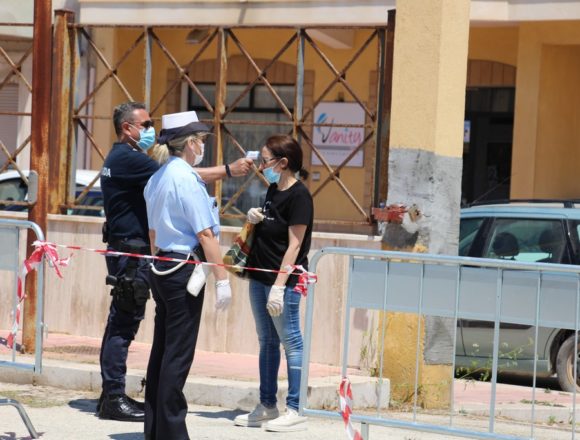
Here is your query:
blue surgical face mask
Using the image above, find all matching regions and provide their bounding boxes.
[131,125,156,151]
[263,162,281,184]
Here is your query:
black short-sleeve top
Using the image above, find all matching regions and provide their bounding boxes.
[247,180,314,287]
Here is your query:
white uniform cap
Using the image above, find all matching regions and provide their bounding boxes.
[157,110,210,145]
[161,111,200,130]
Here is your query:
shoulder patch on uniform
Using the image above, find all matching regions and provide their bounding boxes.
[102,167,111,177]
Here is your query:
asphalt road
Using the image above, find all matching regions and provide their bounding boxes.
[0,382,575,440]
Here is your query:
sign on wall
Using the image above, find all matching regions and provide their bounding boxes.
[311,102,365,167]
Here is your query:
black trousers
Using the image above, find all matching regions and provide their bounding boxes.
[144,252,205,440]
[100,251,149,396]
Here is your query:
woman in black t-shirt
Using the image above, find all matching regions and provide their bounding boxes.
[234,135,313,432]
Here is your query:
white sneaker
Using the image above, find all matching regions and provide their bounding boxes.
[263,407,307,432]
[234,403,279,427]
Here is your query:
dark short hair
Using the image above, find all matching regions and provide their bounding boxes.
[113,102,147,136]
[265,134,303,173]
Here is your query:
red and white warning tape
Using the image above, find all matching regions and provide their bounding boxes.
[339,377,363,440]
[7,242,70,349]
[51,241,317,295]
[6,241,317,348]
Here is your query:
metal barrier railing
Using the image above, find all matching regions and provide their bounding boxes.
[300,247,580,440]
[0,398,39,438]
[0,218,45,373]
[0,219,44,438]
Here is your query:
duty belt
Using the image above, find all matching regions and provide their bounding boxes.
[108,237,150,255]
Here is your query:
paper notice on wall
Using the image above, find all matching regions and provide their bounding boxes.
[311,102,365,167]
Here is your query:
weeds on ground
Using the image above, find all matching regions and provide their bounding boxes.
[519,399,564,408]
[0,389,63,408]
[359,319,380,377]
[456,338,534,386]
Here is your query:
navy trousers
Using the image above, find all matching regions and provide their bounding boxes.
[145,253,205,440]
[99,252,149,396]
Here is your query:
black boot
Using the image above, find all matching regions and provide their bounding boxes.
[98,394,145,422]
[96,392,104,414]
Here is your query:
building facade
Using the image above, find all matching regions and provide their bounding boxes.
[1,0,580,377]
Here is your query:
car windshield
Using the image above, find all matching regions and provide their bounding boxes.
[459,217,484,256]
[0,178,27,205]
[68,187,104,216]
[482,218,568,263]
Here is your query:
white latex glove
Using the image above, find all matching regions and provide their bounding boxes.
[266,285,285,317]
[215,279,232,311]
[247,207,265,224]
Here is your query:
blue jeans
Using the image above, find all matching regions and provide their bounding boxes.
[249,279,304,411]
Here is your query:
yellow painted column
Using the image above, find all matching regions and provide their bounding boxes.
[510,23,541,199]
[381,0,470,409]
[511,22,580,199]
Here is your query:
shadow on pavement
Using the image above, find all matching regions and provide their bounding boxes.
[191,409,243,421]
[497,372,561,391]
[68,398,98,414]
[109,434,143,440]
[1,433,45,440]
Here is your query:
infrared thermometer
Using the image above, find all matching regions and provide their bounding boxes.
[246,151,259,160]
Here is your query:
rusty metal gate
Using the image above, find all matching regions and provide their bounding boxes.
[0,9,392,354]
[51,15,391,229]
[1,13,394,229]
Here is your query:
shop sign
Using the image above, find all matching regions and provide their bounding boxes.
[312,102,365,167]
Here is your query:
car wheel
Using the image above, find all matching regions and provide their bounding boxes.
[556,334,580,393]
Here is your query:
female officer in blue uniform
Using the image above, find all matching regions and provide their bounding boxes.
[143,111,233,440]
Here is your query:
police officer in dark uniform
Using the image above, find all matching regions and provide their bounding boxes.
[98,102,158,422]
[98,102,253,422]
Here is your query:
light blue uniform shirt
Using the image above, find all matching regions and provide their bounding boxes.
[144,156,219,254]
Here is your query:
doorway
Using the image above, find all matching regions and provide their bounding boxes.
[462,87,515,205]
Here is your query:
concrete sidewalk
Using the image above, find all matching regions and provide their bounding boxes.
[0,332,387,412]
[2,332,580,427]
